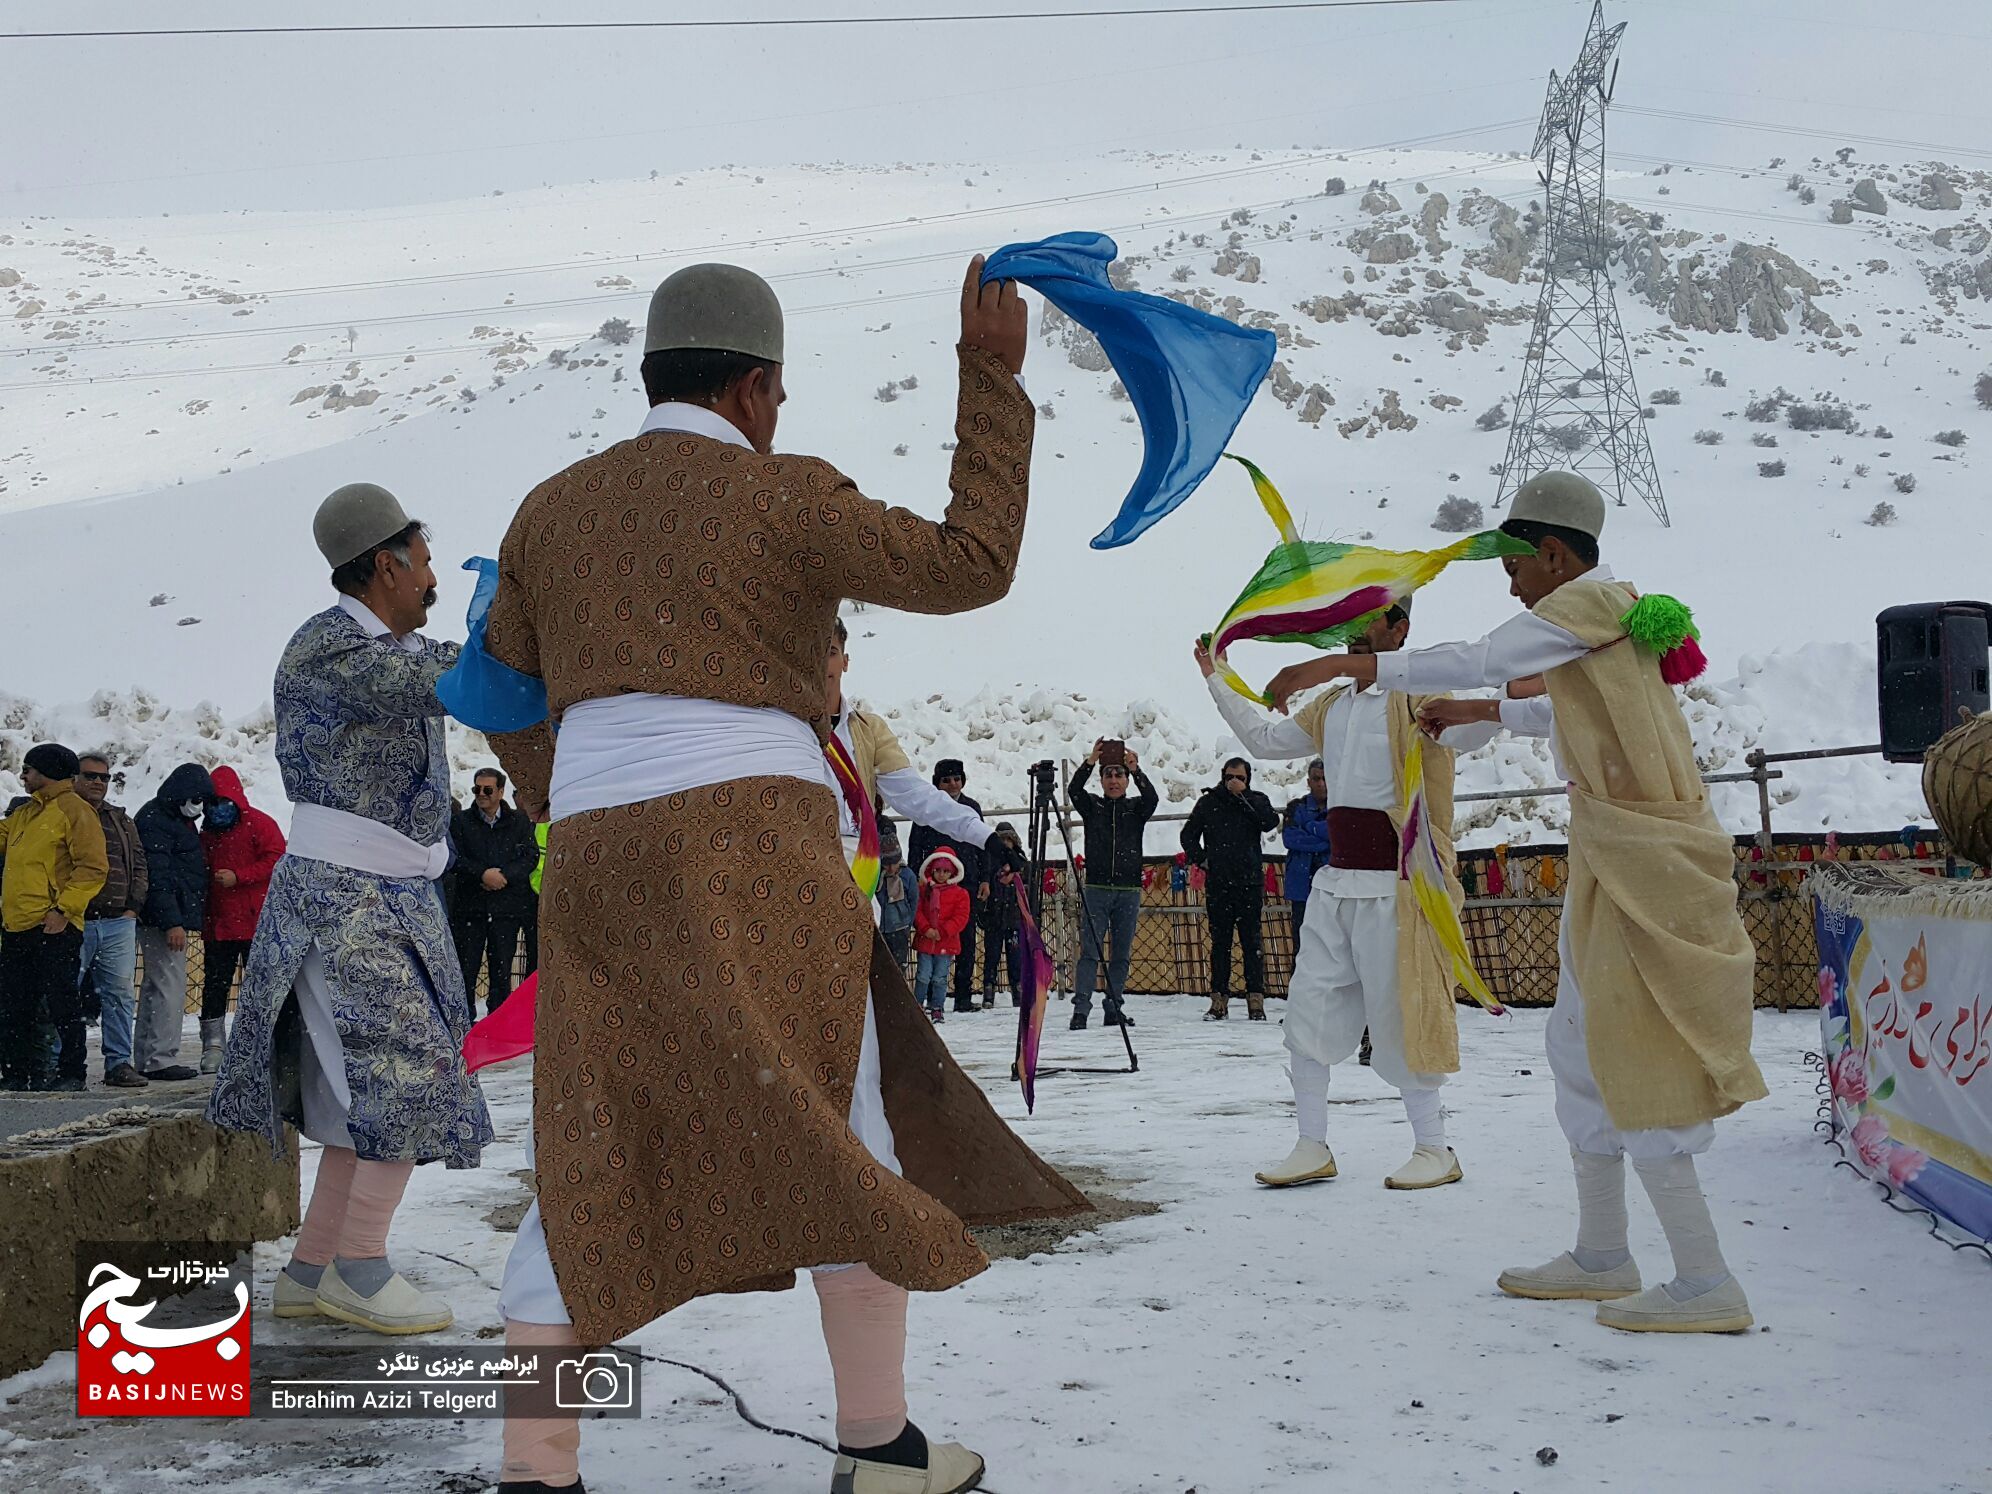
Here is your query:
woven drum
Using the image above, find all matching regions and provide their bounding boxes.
[1922,712,1992,867]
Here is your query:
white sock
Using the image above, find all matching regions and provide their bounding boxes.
[1401,1087,1445,1150]
[1632,1153,1730,1299]
[1570,1148,1632,1273]
[1290,1054,1330,1144]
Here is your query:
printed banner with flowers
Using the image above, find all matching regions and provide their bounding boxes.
[1813,864,1992,1245]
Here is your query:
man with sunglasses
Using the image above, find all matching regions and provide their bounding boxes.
[1067,740,1159,1029]
[75,754,150,1088]
[0,745,108,1091]
[448,769,539,1014]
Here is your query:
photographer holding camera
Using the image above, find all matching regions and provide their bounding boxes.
[1065,738,1158,1030]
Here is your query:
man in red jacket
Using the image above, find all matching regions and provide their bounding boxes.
[199,767,286,1074]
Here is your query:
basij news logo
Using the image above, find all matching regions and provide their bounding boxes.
[75,1241,252,1417]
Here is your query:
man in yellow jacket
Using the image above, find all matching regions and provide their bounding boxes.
[0,744,109,1091]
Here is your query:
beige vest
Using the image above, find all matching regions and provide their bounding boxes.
[1294,685,1470,1074]
[843,706,910,803]
[1533,578,1769,1130]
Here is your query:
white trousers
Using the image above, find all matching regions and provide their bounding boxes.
[1282,894,1445,1094]
[1547,915,1712,1160]
[498,987,899,1325]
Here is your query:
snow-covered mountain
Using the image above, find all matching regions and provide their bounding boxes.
[4,144,1986,842]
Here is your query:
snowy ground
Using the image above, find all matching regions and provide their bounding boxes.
[7,1000,1990,1493]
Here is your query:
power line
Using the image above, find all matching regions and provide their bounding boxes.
[6,0,1484,41]
[36,0,1561,195]
[2,169,1550,390]
[58,117,1532,317]
[1618,105,1992,164]
[8,154,1531,362]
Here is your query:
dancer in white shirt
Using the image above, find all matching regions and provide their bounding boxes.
[1197,600,1498,1191]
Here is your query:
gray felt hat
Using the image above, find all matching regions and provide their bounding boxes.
[1506,470,1606,540]
[314,482,413,568]
[644,263,784,363]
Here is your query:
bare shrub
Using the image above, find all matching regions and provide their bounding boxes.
[1324,177,1347,196]
[1866,502,1897,527]
[1649,388,1682,405]
[1895,472,1918,494]
[1745,387,1790,421]
[1705,369,1727,387]
[1788,401,1855,432]
[596,317,634,345]
[1432,496,1484,532]
[1758,459,1787,477]
[1751,432,1780,448]
[1693,429,1724,445]
[1475,401,1509,431]
[874,383,899,403]
[1935,428,1967,447]
[1977,371,1992,409]
[1547,422,1590,453]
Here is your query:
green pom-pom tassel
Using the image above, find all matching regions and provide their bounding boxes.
[1620,593,1700,654]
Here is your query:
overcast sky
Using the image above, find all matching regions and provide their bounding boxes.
[10,0,1992,220]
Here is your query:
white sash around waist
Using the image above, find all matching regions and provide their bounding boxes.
[549,692,832,822]
[286,801,450,880]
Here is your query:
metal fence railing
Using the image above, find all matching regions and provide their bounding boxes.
[149,745,1983,1016]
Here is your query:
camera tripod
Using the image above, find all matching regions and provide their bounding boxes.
[1021,758,1139,1079]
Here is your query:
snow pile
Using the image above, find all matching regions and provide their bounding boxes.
[4,637,1931,850]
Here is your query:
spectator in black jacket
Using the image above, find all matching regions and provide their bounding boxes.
[978,822,1026,1007]
[1067,742,1159,1029]
[450,768,540,1014]
[134,762,216,1080]
[1181,756,1278,1021]
[906,759,986,1013]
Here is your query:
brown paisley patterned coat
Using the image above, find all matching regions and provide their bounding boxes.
[484,346,1085,1344]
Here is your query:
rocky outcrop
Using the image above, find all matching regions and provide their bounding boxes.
[1365,231,1417,265]
[1831,200,1855,225]
[1421,290,1486,338]
[1458,191,1531,282]
[1800,296,1843,338]
[1619,223,1826,341]
[1923,173,1964,211]
[1418,193,1451,255]
[1041,302,1112,372]
[1851,178,1888,216]
[1337,390,1418,439]
[1361,189,1401,216]
[1214,247,1262,282]
[1297,291,1362,324]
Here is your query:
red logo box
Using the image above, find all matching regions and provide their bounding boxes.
[76,1248,251,1418]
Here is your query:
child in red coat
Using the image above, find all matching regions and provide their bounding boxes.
[913,848,971,1021]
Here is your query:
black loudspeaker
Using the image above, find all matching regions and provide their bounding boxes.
[1877,601,1992,763]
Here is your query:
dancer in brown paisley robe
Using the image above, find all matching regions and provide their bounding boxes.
[483,258,1083,1494]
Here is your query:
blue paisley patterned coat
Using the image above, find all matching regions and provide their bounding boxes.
[207,604,493,1168]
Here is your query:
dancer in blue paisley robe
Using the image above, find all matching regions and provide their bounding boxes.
[209,482,492,1335]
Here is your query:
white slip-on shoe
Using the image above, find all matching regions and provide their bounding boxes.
[1595,1277,1753,1334]
[1254,1139,1338,1187]
[1384,1145,1463,1190]
[830,1440,984,1494]
[272,1270,325,1319]
[314,1260,455,1335]
[1497,1251,1643,1301]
